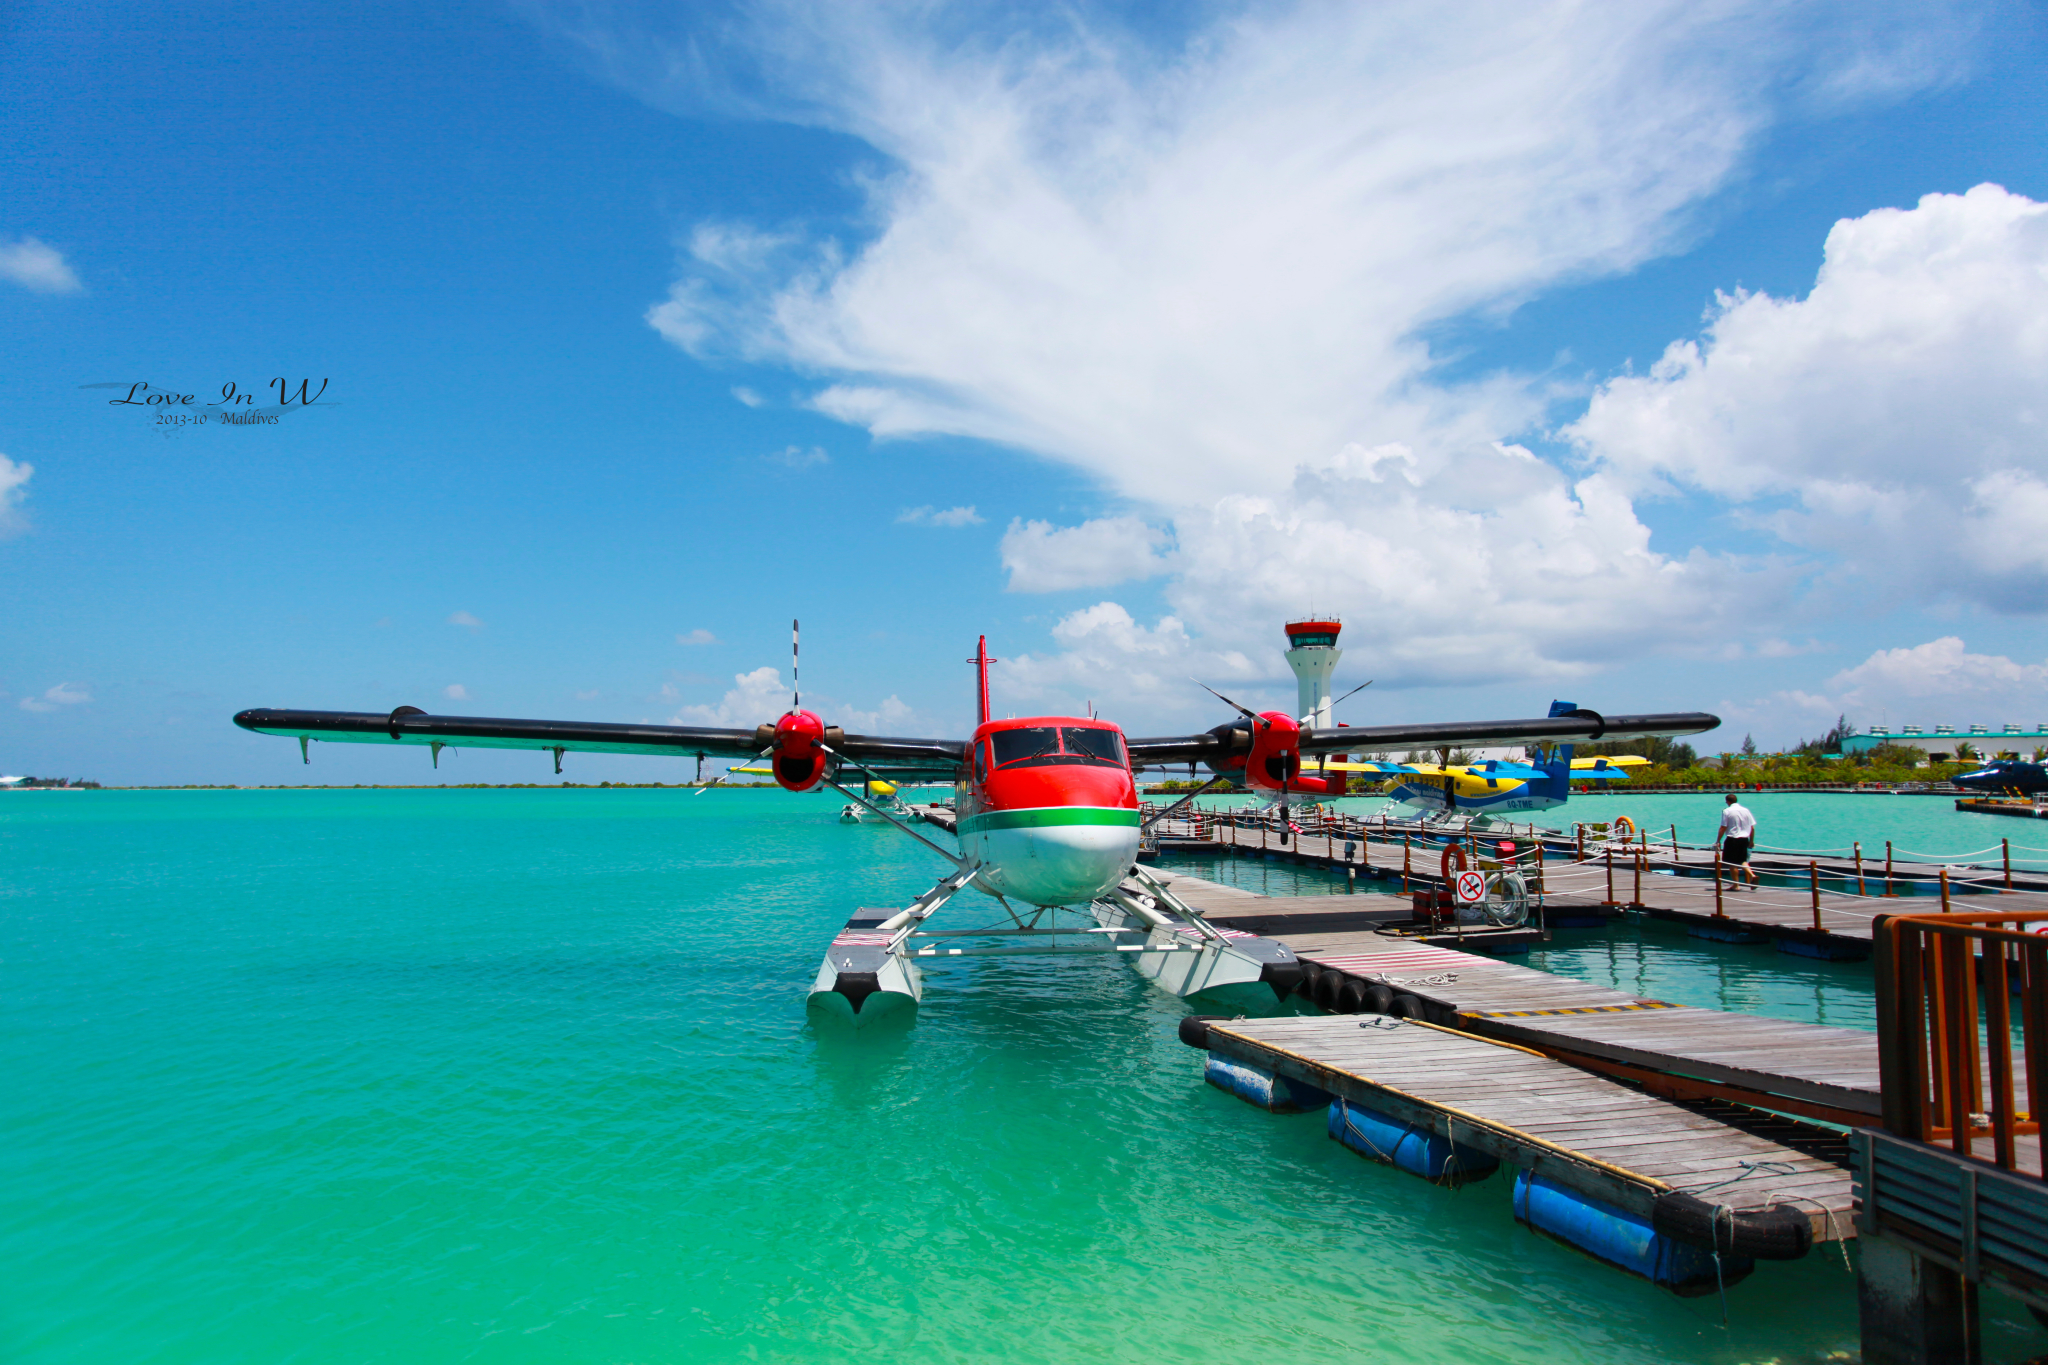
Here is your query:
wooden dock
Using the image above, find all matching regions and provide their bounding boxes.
[1151,867,1886,1127]
[1151,814,2048,958]
[1207,1016,1855,1236]
[1202,1015,1857,1248]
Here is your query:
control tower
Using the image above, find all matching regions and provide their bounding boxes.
[1284,617,1343,728]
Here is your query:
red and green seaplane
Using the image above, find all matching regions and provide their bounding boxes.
[234,628,1717,1022]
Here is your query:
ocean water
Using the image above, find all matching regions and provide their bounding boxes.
[6,790,2045,1364]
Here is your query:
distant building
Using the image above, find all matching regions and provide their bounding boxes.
[1841,723,2048,761]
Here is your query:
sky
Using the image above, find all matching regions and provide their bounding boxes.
[2,0,2046,785]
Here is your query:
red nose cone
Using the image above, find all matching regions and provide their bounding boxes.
[776,709,826,756]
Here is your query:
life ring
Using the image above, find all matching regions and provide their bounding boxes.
[1613,815,1636,840]
[1441,843,1468,885]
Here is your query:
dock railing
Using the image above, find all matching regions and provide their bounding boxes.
[1873,909,2047,1172]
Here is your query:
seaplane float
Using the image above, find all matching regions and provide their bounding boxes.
[233,626,1718,1023]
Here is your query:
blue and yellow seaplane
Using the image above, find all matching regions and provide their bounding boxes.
[1306,700,1646,818]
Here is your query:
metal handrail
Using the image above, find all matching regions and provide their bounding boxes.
[1874,909,2048,1178]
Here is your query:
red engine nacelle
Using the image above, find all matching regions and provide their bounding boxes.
[1245,710,1303,793]
[767,709,832,792]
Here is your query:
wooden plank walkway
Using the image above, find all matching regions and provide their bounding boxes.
[1153,867,1886,1125]
[1161,818,2048,954]
[1207,1015,1857,1243]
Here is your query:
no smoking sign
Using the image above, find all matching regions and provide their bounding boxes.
[1454,870,1487,903]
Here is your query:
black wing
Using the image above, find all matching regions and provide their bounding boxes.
[1125,709,1720,771]
[233,707,966,778]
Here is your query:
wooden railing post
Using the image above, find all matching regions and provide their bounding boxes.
[1604,848,1616,907]
[1714,855,1725,917]
[1670,824,1679,868]
[1810,860,1823,932]
[2004,837,2013,892]
[1854,841,1866,897]
[1402,835,1411,893]
[1634,848,1643,908]
[1885,840,1896,898]
[1576,826,1585,861]
[1939,866,1950,913]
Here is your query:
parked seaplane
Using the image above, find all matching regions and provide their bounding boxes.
[233,628,1717,1022]
[1365,701,1650,820]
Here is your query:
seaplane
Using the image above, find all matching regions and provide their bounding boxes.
[232,623,1719,1022]
[1363,701,1650,822]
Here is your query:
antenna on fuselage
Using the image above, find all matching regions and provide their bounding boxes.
[969,636,998,726]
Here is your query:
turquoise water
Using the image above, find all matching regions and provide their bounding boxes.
[1180,791,2048,869]
[6,790,2045,1363]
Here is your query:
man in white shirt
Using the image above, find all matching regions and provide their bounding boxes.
[1716,794,1758,889]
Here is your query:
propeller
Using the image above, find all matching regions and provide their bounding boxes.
[1329,679,1374,711]
[790,618,800,712]
[1191,678,1262,724]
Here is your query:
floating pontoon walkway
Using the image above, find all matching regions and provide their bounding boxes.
[1197,1013,1856,1288]
[1151,868,1887,1126]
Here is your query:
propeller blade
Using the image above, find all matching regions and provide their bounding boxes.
[1330,679,1374,710]
[1191,678,1260,721]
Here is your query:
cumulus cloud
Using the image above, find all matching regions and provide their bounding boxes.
[566,0,1973,681]
[1001,516,1171,592]
[896,504,983,527]
[19,682,90,713]
[1830,637,2048,716]
[731,385,764,407]
[765,444,828,468]
[1572,185,2048,613]
[444,684,471,701]
[0,454,31,537]
[447,611,485,632]
[0,237,81,293]
[667,665,934,735]
[678,628,720,644]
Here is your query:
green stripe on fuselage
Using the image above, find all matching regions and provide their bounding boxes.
[958,806,1139,834]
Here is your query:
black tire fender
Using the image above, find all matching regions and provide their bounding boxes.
[1177,1014,1228,1049]
[1388,994,1425,1020]
[1335,978,1368,1014]
[1361,982,1395,1014]
[1650,1192,1813,1260]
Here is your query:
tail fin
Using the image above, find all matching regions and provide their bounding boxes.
[1538,700,1578,801]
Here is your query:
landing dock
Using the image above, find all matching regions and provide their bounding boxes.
[1143,808,2048,960]
[1198,1014,1855,1284]
[1153,867,1885,1126]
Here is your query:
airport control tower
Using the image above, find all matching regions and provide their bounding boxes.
[1284,617,1343,728]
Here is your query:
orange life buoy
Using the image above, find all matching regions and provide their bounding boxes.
[1440,843,1468,885]
[1614,815,1636,839]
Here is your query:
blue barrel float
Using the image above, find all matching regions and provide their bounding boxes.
[1327,1097,1499,1187]
[1512,1170,1753,1295]
[1203,1054,1332,1112]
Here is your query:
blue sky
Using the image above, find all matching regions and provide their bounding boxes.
[3,0,2046,784]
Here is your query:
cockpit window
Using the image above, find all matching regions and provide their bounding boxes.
[1061,728,1125,765]
[989,727,1061,767]
[985,725,1127,770]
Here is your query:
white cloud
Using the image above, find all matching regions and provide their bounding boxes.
[0,454,31,538]
[731,385,764,407]
[448,611,484,632]
[765,444,828,468]
[896,504,983,527]
[591,1,1970,680]
[1000,516,1171,592]
[19,682,90,713]
[1829,637,2048,714]
[669,666,791,728]
[444,684,471,701]
[678,628,719,645]
[575,689,602,701]
[665,666,941,736]
[0,237,81,293]
[1572,185,2048,614]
